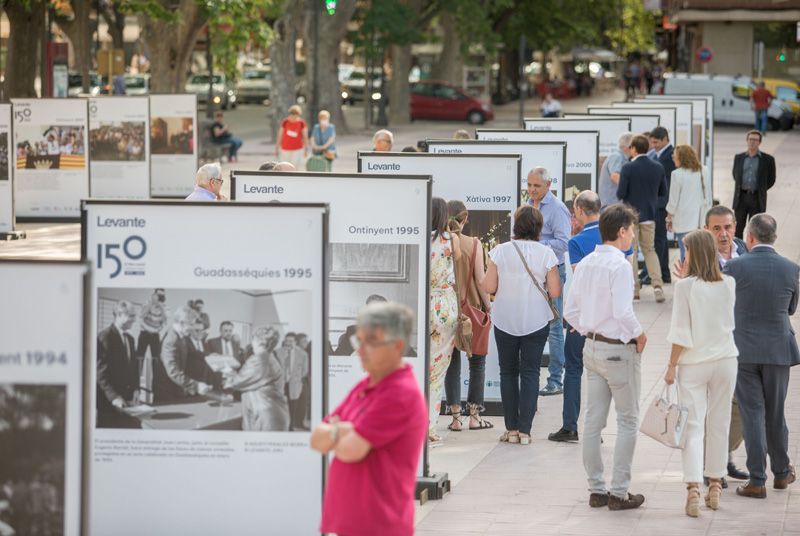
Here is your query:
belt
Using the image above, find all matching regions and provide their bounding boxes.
[586,332,631,345]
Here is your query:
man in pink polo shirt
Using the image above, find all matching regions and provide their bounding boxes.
[311,302,426,536]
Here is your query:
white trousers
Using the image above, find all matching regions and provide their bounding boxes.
[677,357,737,483]
[279,148,306,169]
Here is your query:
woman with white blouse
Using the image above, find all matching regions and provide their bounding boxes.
[666,230,738,518]
[483,206,561,445]
[665,145,712,261]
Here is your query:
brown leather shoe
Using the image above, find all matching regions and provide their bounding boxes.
[736,481,767,498]
[608,492,645,510]
[774,465,796,490]
[589,492,609,508]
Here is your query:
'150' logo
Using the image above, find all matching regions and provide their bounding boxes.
[97,235,147,278]
[14,107,32,123]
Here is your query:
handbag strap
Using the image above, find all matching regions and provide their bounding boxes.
[448,233,464,319]
[511,241,560,319]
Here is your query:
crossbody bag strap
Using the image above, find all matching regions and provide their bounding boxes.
[511,241,560,319]
[449,234,463,317]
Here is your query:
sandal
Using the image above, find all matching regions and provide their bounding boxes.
[428,432,443,446]
[467,403,494,430]
[686,484,701,517]
[519,433,531,445]
[499,430,520,443]
[447,405,463,432]
[705,479,722,510]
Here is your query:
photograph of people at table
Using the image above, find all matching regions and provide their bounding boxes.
[95,288,312,432]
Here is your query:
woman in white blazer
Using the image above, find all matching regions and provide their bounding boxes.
[665,145,712,261]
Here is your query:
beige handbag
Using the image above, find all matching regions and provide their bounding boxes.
[640,383,690,449]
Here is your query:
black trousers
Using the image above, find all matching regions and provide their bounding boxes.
[735,363,792,486]
[735,191,761,239]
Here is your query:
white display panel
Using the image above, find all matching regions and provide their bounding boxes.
[644,94,713,176]
[589,105,676,142]
[11,98,89,220]
[149,95,198,198]
[524,117,629,158]
[633,99,693,147]
[358,152,520,404]
[0,104,13,232]
[83,200,327,536]
[89,97,150,199]
[605,103,679,146]
[423,140,565,203]
[476,129,599,203]
[575,111,660,134]
[0,260,88,536]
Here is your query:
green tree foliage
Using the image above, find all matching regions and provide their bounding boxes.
[603,0,656,55]
[349,0,420,65]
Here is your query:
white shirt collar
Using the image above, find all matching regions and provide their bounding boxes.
[632,154,646,161]
[656,143,673,158]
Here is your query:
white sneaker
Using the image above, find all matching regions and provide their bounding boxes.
[654,287,665,303]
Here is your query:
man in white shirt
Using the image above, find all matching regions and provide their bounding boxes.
[564,203,648,511]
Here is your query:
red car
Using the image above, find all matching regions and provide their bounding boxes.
[410,81,494,124]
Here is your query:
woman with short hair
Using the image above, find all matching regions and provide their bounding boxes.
[666,145,711,261]
[666,229,738,517]
[483,205,561,445]
[276,104,308,170]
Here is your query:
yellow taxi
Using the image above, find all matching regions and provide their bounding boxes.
[758,78,800,123]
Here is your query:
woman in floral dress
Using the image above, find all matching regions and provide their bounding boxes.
[428,197,459,444]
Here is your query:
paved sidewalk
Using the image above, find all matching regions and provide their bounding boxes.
[416,128,800,535]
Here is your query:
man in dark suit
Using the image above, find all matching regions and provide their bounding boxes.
[617,134,668,302]
[206,320,243,363]
[648,127,674,284]
[97,300,141,428]
[724,214,799,498]
[153,305,212,404]
[732,130,776,239]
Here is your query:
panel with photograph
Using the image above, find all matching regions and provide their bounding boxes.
[96,287,312,433]
[463,209,512,252]
[0,384,66,536]
[150,117,194,155]
[0,132,8,180]
[328,243,419,357]
[89,121,146,162]
[14,125,86,170]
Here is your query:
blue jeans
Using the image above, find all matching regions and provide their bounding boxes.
[755,110,768,133]
[214,133,243,158]
[546,263,567,388]
[495,325,549,435]
[444,348,486,408]
[562,325,586,432]
[675,232,687,262]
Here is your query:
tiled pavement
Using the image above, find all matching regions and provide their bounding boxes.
[417,128,800,535]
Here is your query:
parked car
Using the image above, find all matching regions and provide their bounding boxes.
[341,68,383,104]
[67,72,102,97]
[123,74,150,96]
[664,73,793,130]
[185,73,238,109]
[758,77,800,123]
[236,67,271,104]
[410,80,494,124]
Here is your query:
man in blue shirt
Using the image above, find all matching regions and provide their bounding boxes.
[527,166,571,396]
[185,163,226,201]
[549,190,603,442]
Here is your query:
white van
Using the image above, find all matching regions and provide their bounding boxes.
[664,73,794,130]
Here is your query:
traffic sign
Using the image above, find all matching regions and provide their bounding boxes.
[696,46,714,64]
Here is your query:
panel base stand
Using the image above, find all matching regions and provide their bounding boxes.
[416,472,450,503]
[0,230,26,241]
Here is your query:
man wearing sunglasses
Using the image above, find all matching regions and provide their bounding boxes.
[186,163,227,201]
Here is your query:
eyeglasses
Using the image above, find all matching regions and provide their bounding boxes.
[211,177,224,184]
[349,335,394,352]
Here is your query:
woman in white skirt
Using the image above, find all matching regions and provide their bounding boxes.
[666,229,738,517]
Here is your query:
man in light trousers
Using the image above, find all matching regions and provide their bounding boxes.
[564,203,648,510]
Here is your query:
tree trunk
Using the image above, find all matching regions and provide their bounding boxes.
[387,0,423,126]
[57,1,92,93]
[99,1,126,52]
[429,12,463,86]
[4,1,46,98]
[303,0,356,134]
[141,0,207,93]
[269,3,303,143]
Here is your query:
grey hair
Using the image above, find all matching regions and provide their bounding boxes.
[196,163,222,186]
[357,302,413,347]
[574,190,601,216]
[618,131,633,149]
[173,305,200,326]
[372,129,394,146]
[746,213,777,245]
[528,166,550,182]
[113,300,135,318]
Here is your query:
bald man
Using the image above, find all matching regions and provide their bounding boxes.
[549,190,603,443]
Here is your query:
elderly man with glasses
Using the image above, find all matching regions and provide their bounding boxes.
[186,163,227,201]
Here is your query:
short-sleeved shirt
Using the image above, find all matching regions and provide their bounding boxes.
[599,148,627,207]
[751,87,772,111]
[210,121,226,142]
[280,118,306,151]
[320,364,426,536]
[568,221,603,266]
[311,123,336,154]
[489,240,558,336]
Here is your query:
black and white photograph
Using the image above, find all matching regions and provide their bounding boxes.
[564,173,592,207]
[89,121,146,162]
[0,132,8,180]
[0,384,66,536]
[328,243,419,357]
[463,210,512,252]
[95,287,312,432]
